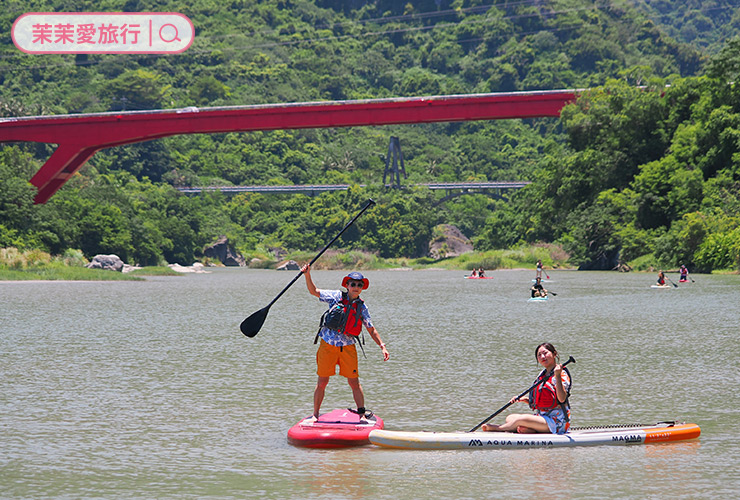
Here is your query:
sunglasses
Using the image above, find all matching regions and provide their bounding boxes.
[348,281,364,288]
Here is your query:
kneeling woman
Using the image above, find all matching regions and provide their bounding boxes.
[483,342,571,434]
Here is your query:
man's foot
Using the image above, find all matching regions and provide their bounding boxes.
[348,407,373,419]
[348,407,365,415]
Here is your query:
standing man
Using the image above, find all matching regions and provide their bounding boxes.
[301,264,389,420]
[679,265,690,282]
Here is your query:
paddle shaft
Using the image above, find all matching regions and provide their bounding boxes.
[469,355,575,432]
[264,199,376,311]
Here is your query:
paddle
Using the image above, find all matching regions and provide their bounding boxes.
[469,355,575,432]
[666,276,678,288]
[239,199,376,338]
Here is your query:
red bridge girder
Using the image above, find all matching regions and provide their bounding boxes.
[0,89,578,203]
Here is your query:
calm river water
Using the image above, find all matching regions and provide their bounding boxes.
[1,269,738,499]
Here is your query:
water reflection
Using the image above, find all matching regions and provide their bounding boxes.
[1,270,737,499]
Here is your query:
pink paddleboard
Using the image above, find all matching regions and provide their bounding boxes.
[287,408,384,448]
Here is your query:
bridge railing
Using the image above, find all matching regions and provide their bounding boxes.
[175,181,531,196]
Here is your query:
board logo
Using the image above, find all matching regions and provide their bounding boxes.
[612,434,642,443]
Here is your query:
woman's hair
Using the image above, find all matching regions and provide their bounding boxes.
[535,342,558,361]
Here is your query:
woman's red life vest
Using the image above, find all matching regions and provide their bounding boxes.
[529,368,570,412]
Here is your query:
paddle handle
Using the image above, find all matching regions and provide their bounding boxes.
[469,356,575,432]
[264,199,376,309]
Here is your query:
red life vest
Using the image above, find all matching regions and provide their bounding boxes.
[320,292,364,337]
[529,368,570,412]
[341,295,364,337]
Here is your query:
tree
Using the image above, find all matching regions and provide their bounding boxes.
[0,147,37,240]
[101,69,172,110]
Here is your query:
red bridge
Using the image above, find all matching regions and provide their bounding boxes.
[0,89,578,203]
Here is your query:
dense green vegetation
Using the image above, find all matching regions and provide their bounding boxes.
[1,1,739,272]
[631,0,740,54]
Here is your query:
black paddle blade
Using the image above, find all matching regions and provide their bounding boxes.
[240,306,270,337]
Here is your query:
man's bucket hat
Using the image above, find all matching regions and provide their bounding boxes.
[342,271,369,290]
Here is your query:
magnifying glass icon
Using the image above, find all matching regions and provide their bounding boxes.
[159,24,181,43]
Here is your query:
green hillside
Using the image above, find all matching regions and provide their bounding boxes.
[1,0,739,272]
[631,0,740,54]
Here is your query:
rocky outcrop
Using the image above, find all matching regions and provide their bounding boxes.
[203,236,246,267]
[86,254,124,272]
[168,263,209,273]
[122,264,141,273]
[428,224,473,259]
[276,259,300,271]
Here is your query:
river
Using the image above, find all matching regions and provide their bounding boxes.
[1,269,738,499]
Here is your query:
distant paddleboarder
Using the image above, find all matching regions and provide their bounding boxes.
[657,271,666,286]
[679,265,689,282]
[531,277,548,298]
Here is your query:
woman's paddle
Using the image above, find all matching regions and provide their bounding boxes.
[240,199,376,338]
[666,276,679,288]
[469,355,575,432]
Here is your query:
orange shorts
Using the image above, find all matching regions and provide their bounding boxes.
[316,340,359,378]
